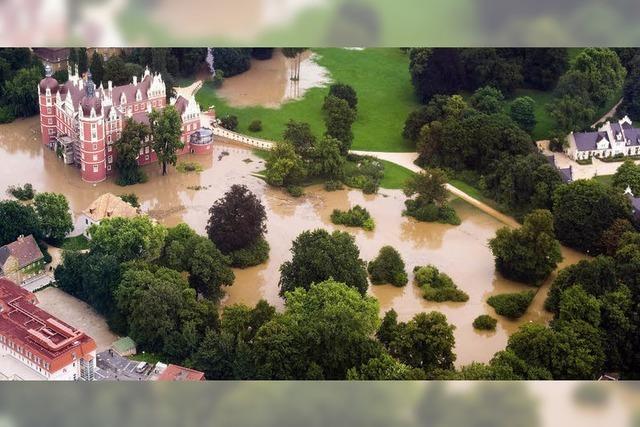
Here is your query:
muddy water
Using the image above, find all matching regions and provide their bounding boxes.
[215,49,332,108]
[0,117,588,366]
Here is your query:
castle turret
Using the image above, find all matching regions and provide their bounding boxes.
[78,72,106,183]
[38,64,59,145]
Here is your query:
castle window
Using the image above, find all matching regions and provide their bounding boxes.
[108,155,113,163]
[82,164,85,171]
[47,107,51,114]
[48,118,52,124]
[93,154,98,161]
[145,155,149,161]
[93,165,98,173]
[107,165,112,171]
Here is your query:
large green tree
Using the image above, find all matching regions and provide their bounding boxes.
[114,117,150,185]
[89,216,167,262]
[282,119,316,156]
[509,96,537,134]
[4,66,43,117]
[323,95,356,154]
[0,201,41,245]
[408,48,465,104]
[265,141,306,187]
[279,229,368,296]
[308,135,345,179]
[89,51,104,86]
[33,192,73,242]
[149,105,184,175]
[489,209,563,285]
[612,159,640,194]
[552,180,631,253]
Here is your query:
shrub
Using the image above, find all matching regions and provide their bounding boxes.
[324,180,344,191]
[487,290,536,319]
[0,105,15,124]
[220,115,239,131]
[118,193,139,207]
[330,205,375,231]
[368,246,408,287]
[287,185,304,197]
[362,178,379,194]
[7,183,35,201]
[176,161,203,173]
[228,237,270,268]
[472,314,497,331]
[248,120,263,132]
[404,200,460,225]
[413,265,469,302]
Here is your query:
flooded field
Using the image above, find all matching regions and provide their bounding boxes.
[215,49,332,108]
[0,117,588,366]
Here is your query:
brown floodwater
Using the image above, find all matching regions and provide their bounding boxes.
[215,49,332,108]
[0,117,588,366]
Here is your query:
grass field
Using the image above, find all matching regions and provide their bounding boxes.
[196,48,420,152]
[593,174,614,187]
[60,235,90,251]
[379,160,415,189]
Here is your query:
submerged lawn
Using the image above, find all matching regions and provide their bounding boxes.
[196,48,420,152]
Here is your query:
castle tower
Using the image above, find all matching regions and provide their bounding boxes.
[78,72,106,183]
[37,64,59,145]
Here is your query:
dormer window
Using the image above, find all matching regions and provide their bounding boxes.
[120,93,126,105]
[136,89,142,102]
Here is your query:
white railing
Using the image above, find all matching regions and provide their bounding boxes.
[211,127,275,150]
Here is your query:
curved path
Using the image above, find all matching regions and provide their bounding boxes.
[351,151,520,228]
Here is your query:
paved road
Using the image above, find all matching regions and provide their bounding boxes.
[351,151,520,228]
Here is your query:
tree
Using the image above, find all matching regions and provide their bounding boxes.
[283,120,316,156]
[347,353,425,380]
[149,106,184,175]
[403,168,448,206]
[403,95,467,142]
[89,216,167,262]
[557,285,601,327]
[281,48,306,81]
[115,117,149,185]
[489,209,563,285]
[251,48,274,61]
[620,54,640,120]
[89,51,104,86]
[487,291,536,319]
[552,180,631,253]
[483,153,563,215]
[612,159,640,194]
[547,95,596,133]
[327,83,358,110]
[460,48,523,95]
[265,141,306,187]
[599,219,635,256]
[367,246,408,287]
[77,48,89,74]
[469,86,504,114]
[33,192,73,242]
[385,312,456,374]
[0,201,41,245]
[103,56,131,86]
[4,66,42,117]
[522,48,568,91]
[308,136,345,179]
[214,48,252,77]
[219,115,238,131]
[253,280,380,379]
[188,237,235,300]
[115,265,219,360]
[279,229,368,296]
[509,96,537,133]
[408,48,464,104]
[323,95,356,154]
[206,184,267,253]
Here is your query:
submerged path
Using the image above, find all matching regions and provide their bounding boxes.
[350,151,520,228]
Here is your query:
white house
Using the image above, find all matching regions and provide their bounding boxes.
[567,116,640,161]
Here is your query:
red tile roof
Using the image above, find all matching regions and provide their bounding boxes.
[156,364,205,381]
[0,278,96,374]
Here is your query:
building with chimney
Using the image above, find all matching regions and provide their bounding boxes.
[0,278,97,380]
[37,64,214,183]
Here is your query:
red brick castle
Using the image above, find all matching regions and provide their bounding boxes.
[38,64,214,183]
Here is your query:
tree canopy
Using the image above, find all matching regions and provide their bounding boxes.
[149,105,184,175]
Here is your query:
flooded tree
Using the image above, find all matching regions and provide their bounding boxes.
[149,105,184,175]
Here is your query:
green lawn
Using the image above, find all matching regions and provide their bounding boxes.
[379,160,415,189]
[197,48,419,152]
[60,235,90,251]
[593,174,614,187]
[511,88,556,141]
[129,352,163,364]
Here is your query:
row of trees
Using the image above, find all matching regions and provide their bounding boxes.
[0,49,43,123]
[409,48,568,104]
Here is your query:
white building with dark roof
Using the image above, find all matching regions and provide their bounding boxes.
[567,116,640,161]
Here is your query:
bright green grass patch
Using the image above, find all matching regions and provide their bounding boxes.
[379,160,415,189]
[511,88,556,141]
[197,48,419,152]
[61,235,90,251]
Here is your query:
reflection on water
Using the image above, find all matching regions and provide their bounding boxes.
[0,117,588,366]
[215,49,332,108]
